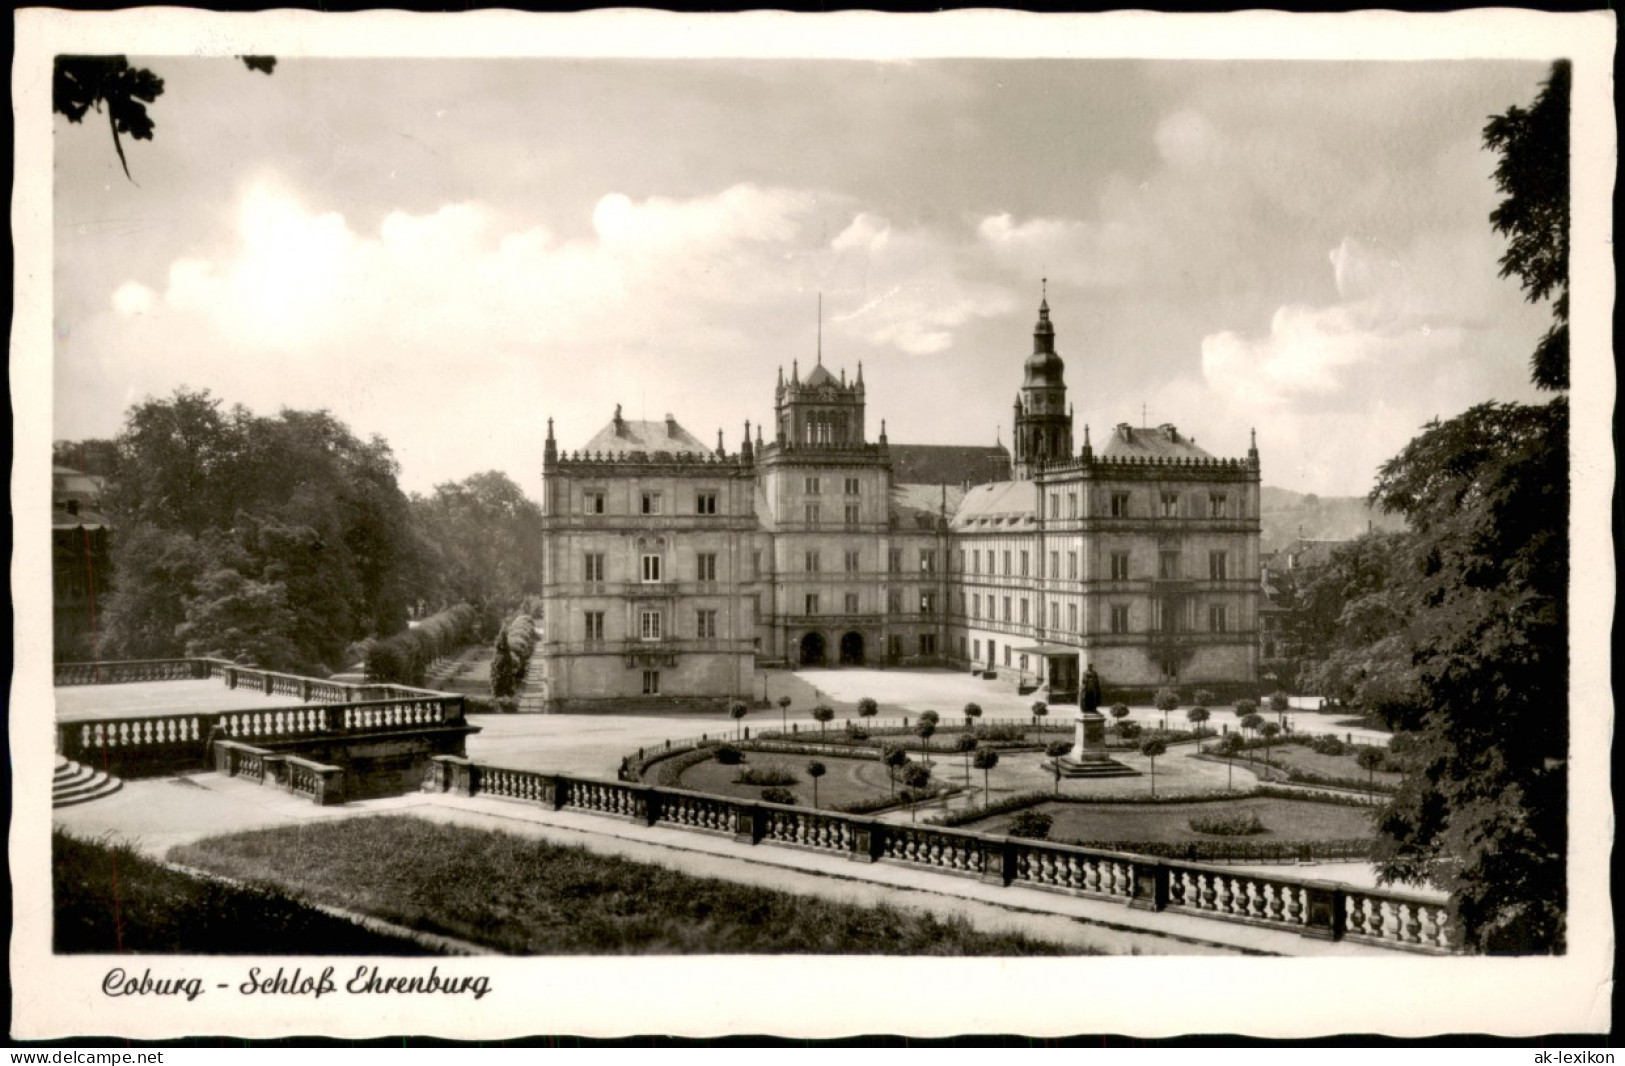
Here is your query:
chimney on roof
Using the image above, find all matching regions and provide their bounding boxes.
[665,413,678,437]
[614,404,625,436]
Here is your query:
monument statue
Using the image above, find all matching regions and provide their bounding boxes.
[1081,664,1102,716]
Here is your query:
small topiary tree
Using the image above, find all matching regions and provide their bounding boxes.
[1008,809,1054,840]
[973,746,1000,806]
[1259,721,1282,768]
[1193,689,1216,710]
[955,731,979,783]
[1268,691,1291,726]
[902,761,933,820]
[1356,746,1386,793]
[1234,697,1259,732]
[1187,706,1210,738]
[1216,731,1245,791]
[811,704,835,741]
[1140,735,1169,796]
[915,717,937,764]
[761,786,796,806]
[728,700,748,740]
[489,628,518,699]
[1154,687,1180,731]
[1031,700,1048,726]
[963,701,983,729]
[777,694,792,733]
[714,743,745,766]
[857,697,879,726]
[1110,703,1131,725]
[882,743,908,796]
[1117,719,1143,743]
[806,760,827,808]
[1241,711,1265,738]
[1046,740,1073,794]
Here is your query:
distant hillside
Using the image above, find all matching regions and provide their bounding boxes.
[1260,486,1406,553]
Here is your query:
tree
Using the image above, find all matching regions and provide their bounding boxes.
[915,718,937,764]
[973,747,1000,806]
[1046,740,1072,794]
[1216,732,1245,792]
[1268,692,1291,727]
[1240,712,1265,738]
[811,704,835,741]
[728,700,749,741]
[1356,746,1386,794]
[1030,700,1047,725]
[902,762,932,821]
[1116,720,1143,743]
[806,760,827,809]
[1484,60,1570,390]
[1258,722,1281,770]
[54,55,275,181]
[410,472,546,622]
[1140,736,1168,796]
[1008,810,1054,841]
[777,695,792,734]
[857,697,879,726]
[963,702,983,729]
[954,732,979,784]
[489,628,517,699]
[1233,698,1258,728]
[1187,706,1210,738]
[1154,687,1180,731]
[1110,703,1130,725]
[882,744,908,797]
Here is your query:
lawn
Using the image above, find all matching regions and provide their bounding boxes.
[1229,743,1403,787]
[677,750,939,808]
[974,797,1375,846]
[171,815,1084,955]
[54,829,437,955]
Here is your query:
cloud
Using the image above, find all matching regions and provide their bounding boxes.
[109,281,155,315]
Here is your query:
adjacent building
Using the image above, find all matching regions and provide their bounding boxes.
[536,294,1261,711]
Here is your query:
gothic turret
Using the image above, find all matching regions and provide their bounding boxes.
[1012,282,1074,479]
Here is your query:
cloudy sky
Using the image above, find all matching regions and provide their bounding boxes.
[53,54,1558,498]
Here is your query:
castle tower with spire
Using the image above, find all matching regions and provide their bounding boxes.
[1011,283,1074,479]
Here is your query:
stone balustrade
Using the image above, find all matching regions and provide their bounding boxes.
[424,756,1454,954]
[55,659,209,685]
[57,657,452,706]
[213,739,344,805]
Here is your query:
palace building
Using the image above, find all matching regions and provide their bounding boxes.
[535,293,1260,711]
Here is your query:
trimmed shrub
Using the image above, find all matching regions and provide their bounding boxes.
[760,786,797,806]
[1188,811,1267,836]
[1008,810,1054,840]
[737,764,799,787]
[713,744,745,766]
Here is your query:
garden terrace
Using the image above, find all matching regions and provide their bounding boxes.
[54,658,477,797]
[424,755,1457,954]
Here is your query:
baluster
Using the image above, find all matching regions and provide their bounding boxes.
[1266,883,1285,922]
[1345,896,1369,937]
[1285,885,1304,924]
[1367,898,1387,940]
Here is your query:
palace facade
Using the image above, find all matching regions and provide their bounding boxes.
[536,295,1260,711]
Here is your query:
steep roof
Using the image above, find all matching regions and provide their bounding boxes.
[888,443,1010,487]
[890,483,965,530]
[800,362,840,388]
[1100,423,1213,461]
[949,479,1038,531]
[581,414,711,456]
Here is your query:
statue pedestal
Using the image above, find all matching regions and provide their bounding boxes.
[1055,711,1139,778]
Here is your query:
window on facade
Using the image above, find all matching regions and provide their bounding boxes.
[956,550,965,573]
[887,589,902,614]
[1110,492,1131,517]
[1111,552,1131,581]
[1156,600,1178,633]
[958,636,967,657]
[1209,551,1228,581]
[844,549,860,573]
[1063,551,1075,580]
[1049,494,1060,519]
[585,553,606,584]
[1049,551,1059,578]
[752,550,762,577]
[641,492,662,515]
[584,611,604,643]
[1068,603,1079,632]
[1067,492,1078,518]
[1161,492,1180,518]
[889,548,903,573]
[1210,493,1228,518]
[1003,551,1013,575]
[919,634,937,656]
[696,609,718,639]
[585,491,606,514]
[805,476,821,495]
[1110,605,1130,634]
[641,554,662,583]
[972,550,981,574]
[844,503,860,527]
[921,591,937,615]
[1158,550,1180,580]
[920,549,937,573]
[1004,646,1012,666]
[1020,654,1029,673]
[1049,601,1060,629]
[804,503,821,526]
[1020,551,1031,577]
[1020,598,1030,624]
[805,550,821,573]
[844,476,860,495]
[697,552,717,583]
[972,594,981,619]
[845,592,860,614]
[642,670,661,695]
[640,610,663,641]
[752,594,761,621]
[1002,596,1012,622]
[972,639,981,661]
[888,635,904,659]
[805,593,821,615]
[1209,604,1229,632]
[696,491,718,515]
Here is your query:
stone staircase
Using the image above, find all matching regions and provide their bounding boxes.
[53,757,123,808]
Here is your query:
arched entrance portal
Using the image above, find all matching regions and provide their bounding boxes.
[799,632,827,666]
[839,631,865,666]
